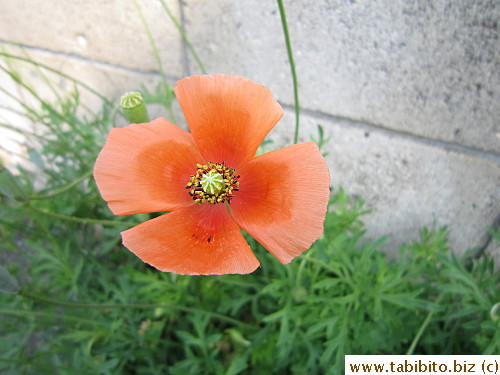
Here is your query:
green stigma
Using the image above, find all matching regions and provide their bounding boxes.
[200,170,226,195]
[186,162,240,205]
[120,92,144,109]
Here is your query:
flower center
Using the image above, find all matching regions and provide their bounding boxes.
[200,170,225,195]
[185,162,239,204]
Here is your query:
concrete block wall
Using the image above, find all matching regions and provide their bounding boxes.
[1,0,498,257]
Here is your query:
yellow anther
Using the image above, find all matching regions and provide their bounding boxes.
[185,161,239,205]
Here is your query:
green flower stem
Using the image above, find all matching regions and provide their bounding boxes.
[12,47,98,118]
[0,308,108,327]
[26,204,136,227]
[0,107,53,141]
[158,0,207,74]
[29,170,93,200]
[0,86,68,142]
[0,50,113,105]
[0,66,85,139]
[15,46,63,104]
[132,0,175,121]
[277,0,300,144]
[0,356,89,374]
[0,121,45,139]
[110,102,123,125]
[295,250,312,289]
[406,292,445,355]
[120,92,150,124]
[0,104,28,117]
[18,290,254,330]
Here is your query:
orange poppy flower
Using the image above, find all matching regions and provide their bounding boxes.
[94,74,330,275]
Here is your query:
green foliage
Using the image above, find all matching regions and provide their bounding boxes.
[1,51,498,375]
[311,124,331,157]
[0,167,28,201]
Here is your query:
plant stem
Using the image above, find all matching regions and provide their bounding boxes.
[0,308,108,327]
[18,290,254,330]
[29,170,93,200]
[132,0,176,121]
[0,65,86,139]
[26,204,136,227]
[0,86,67,140]
[158,0,207,74]
[295,250,312,289]
[277,0,300,144]
[0,121,45,139]
[0,50,112,105]
[406,292,445,355]
[15,46,63,104]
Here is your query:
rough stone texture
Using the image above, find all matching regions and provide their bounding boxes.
[184,0,500,154]
[0,0,184,76]
[0,0,499,256]
[273,109,500,255]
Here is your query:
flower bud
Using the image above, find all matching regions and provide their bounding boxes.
[120,92,150,124]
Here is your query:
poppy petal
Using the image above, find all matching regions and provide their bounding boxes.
[121,204,260,275]
[94,118,203,215]
[230,142,330,264]
[175,74,284,169]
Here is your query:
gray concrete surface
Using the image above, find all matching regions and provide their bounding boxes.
[185,0,500,154]
[0,0,498,256]
[0,0,184,75]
